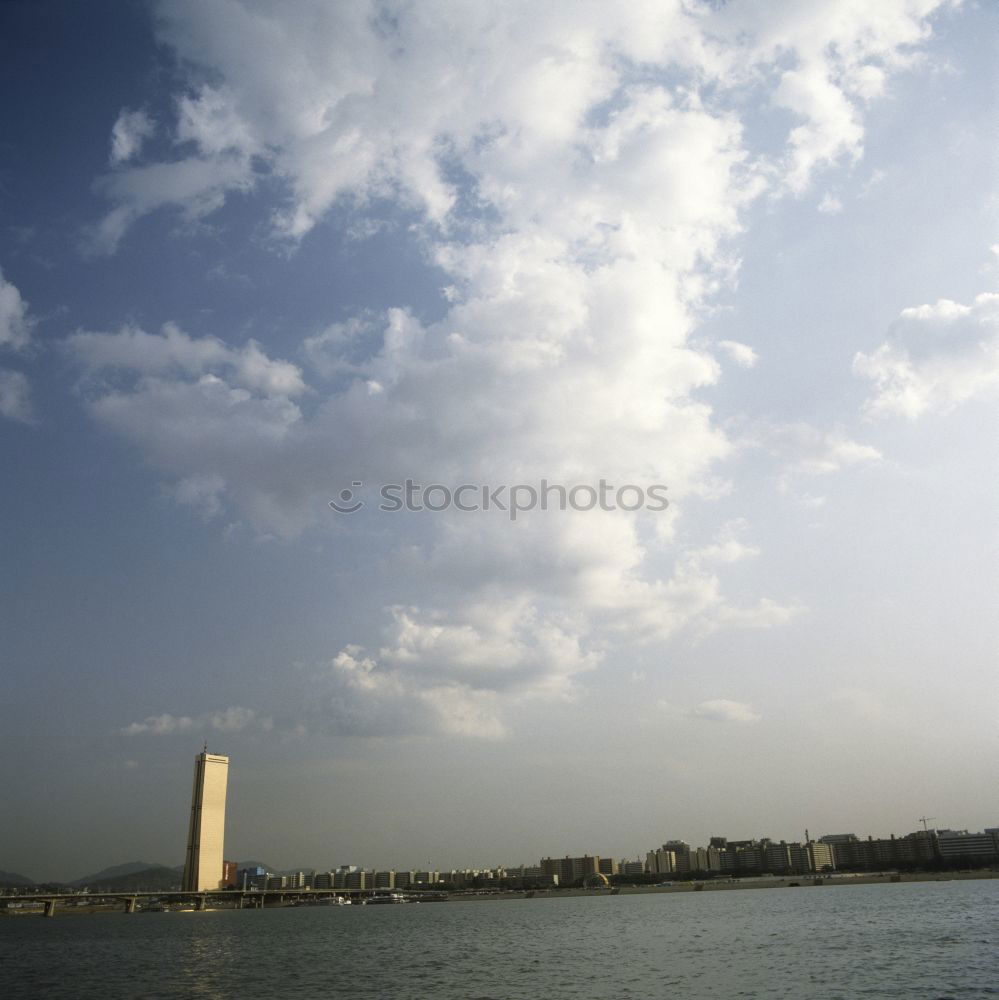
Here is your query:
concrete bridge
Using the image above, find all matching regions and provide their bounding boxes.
[0,888,388,917]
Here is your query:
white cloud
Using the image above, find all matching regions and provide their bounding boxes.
[89,155,253,255]
[797,493,828,509]
[773,64,864,194]
[817,192,843,214]
[64,324,309,529]
[854,293,999,418]
[121,713,194,736]
[753,422,883,480]
[710,598,802,632]
[0,369,33,424]
[171,472,227,519]
[318,643,510,741]
[0,267,34,351]
[0,268,36,423]
[67,323,306,397]
[796,431,883,476]
[719,0,942,193]
[90,1,953,247]
[687,699,762,724]
[718,340,758,368]
[120,705,269,736]
[109,108,155,165]
[687,520,761,566]
[310,602,601,739]
[77,2,950,738]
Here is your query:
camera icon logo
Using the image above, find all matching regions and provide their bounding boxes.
[329,481,364,514]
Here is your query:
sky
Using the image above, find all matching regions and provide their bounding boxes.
[1,0,996,883]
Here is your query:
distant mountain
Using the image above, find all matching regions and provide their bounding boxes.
[64,859,280,890]
[234,860,273,872]
[70,861,166,887]
[80,866,182,893]
[0,870,35,888]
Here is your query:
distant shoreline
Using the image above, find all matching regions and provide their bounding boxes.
[4,870,996,917]
[450,869,999,902]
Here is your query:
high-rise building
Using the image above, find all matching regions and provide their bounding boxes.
[645,846,677,875]
[181,749,229,891]
[540,855,601,884]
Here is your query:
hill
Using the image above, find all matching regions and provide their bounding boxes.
[70,861,167,887]
[80,866,182,892]
[0,870,35,888]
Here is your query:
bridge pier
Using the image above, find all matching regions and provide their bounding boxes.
[43,899,57,917]
[194,895,205,911]
[124,897,137,914]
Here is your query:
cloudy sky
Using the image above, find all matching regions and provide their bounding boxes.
[1,1,996,882]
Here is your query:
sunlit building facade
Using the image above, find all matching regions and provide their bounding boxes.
[181,750,229,891]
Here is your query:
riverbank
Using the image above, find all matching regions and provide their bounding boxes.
[4,869,995,916]
[449,869,999,902]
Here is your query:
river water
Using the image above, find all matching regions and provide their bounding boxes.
[2,879,997,999]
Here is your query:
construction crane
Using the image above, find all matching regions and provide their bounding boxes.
[918,816,936,832]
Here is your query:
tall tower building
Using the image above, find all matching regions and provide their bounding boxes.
[181,748,229,891]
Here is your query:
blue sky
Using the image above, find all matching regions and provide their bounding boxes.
[1,0,996,881]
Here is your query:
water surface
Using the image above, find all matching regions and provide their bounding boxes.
[2,879,997,998]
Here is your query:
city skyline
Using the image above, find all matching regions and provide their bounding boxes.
[1,1,996,882]
[8,813,996,887]
[4,744,993,884]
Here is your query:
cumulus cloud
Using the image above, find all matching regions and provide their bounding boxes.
[817,192,843,214]
[748,422,882,484]
[724,0,938,193]
[315,645,508,741]
[0,369,33,424]
[307,601,600,740]
[66,322,306,397]
[794,430,883,476]
[121,705,270,736]
[170,472,228,519]
[77,2,949,738]
[718,340,758,368]
[89,155,253,255]
[88,1,953,248]
[854,293,999,418]
[0,267,34,351]
[0,268,36,424]
[109,108,155,165]
[687,699,762,724]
